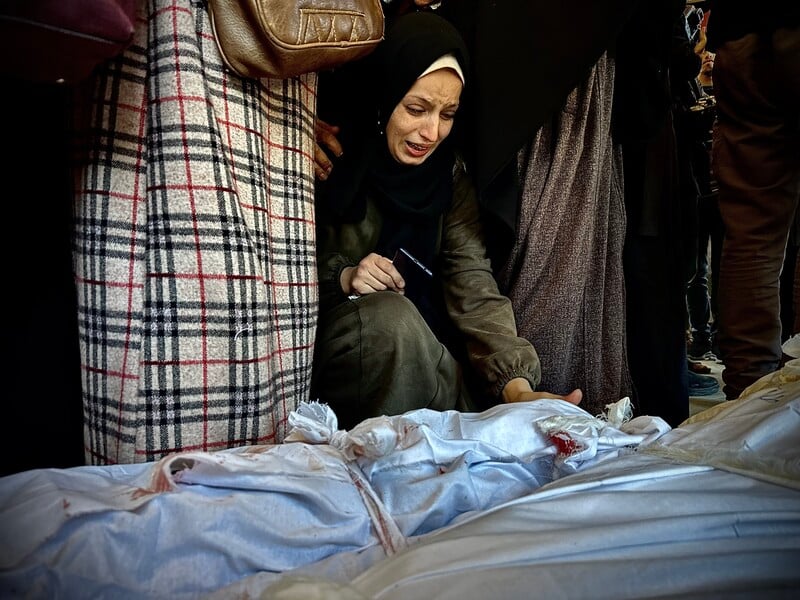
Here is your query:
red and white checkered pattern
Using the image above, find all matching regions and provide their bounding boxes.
[73,0,318,465]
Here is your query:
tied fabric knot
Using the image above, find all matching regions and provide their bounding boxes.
[285,400,408,555]
[287,401,403,461]
[603,396,634,428]
[286,400,346,446]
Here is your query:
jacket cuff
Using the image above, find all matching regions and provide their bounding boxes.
[491,368,541,399]
[319,254,355,308]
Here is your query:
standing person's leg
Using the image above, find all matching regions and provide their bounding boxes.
[783,235,800,360]
[74,0,318,464]
[496,54,631,418]
[622,115,690,428]
[707,194,724,356]
[782,214,800,359]
[795,243,800,336]
[780,207,800,339]
[686,226,712,359]
[781,228,799,343]
[713,28,800,399]
[625,234,691,427]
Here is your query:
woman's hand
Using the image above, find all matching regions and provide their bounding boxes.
[693,27,707,56]
[502,377,583,406]
[315,119,343,181]
[341,253,405,296]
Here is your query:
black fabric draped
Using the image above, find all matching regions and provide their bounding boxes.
[439,0,639,239]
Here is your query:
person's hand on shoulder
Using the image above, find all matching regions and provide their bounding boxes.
[315,119,342,181]
[341,253,406,296]
[693,27,707,56]
[502,377,583,406]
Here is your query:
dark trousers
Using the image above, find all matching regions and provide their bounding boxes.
[622,115,690,428]
[686,193,724,350]
[625,234,690,428]
[713,27,800,398]
[780,208,800,339]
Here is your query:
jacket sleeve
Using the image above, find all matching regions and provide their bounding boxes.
[440,163,542,398]
[317,251,355,311]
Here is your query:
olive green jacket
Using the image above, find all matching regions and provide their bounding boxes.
[316,161,541,399]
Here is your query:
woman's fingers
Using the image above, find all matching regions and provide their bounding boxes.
[351,254,404,294]
[314,120,343,180]
[507,388,583,406]
[314,143,333,180]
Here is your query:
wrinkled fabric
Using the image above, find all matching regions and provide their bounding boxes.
[0,398,664,599]
[283,461,800,600]
[496,53,630,417]
[73,0,317,464]
[648,358,800,489]
[227,371,800,600]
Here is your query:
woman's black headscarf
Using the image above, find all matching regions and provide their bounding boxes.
[316,11,469,271]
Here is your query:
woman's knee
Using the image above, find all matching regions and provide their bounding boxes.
[357,291,432,341]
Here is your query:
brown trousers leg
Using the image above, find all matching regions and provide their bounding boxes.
[713,27,800,398]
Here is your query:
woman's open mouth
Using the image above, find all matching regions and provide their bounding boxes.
[406,141,431,157]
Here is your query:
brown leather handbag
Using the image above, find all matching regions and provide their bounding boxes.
[208,0,385,80]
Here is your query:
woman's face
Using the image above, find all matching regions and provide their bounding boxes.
[385,68,462,166]
[701,51,715,77]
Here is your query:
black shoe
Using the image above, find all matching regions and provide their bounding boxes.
[688,370,720,396]
[687,338,714,360]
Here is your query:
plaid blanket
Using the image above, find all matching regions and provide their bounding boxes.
[73,0,318,464]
